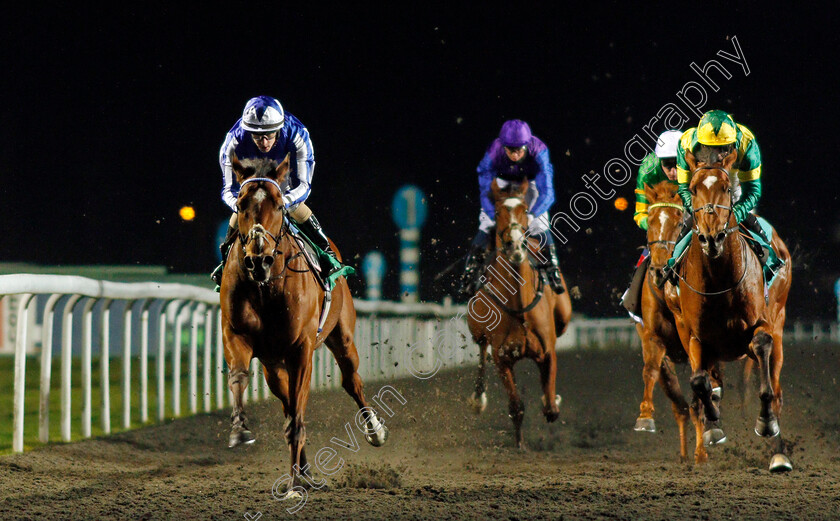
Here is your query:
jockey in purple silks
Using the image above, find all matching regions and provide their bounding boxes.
[461,119,565,296]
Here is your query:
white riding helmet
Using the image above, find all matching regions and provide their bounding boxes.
[654,129,683,159]
[241,96,285,132]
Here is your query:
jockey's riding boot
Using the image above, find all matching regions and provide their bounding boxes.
[296,214,341,273]
[211,224,239,291]
[536,242,565,294]
[659,213,694,288]
[460,231,490,297]
[740,213,770,265]
[621,250,649,321]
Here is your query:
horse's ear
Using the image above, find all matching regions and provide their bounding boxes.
[490,179,502,202]
[517,179,529,197]
[231,154,247,185]
[685,149,697,173]
[722,148,738,171]
[273,154,291,185]
[644,183,656,204]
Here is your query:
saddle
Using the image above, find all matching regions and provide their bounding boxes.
[289,224,355,291]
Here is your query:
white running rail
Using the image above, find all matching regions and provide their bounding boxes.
[0,274,645,453]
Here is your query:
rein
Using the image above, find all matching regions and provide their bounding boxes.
[480,262,545,316]
[675,234,749,297]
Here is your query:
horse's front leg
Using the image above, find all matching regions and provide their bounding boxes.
[468,340,489,414]
[535,337,561,423]
[751,328,779,438]
[635,324,665,433]
[496,359,525,450]
[223,329,255,448]
[687,336,726,450]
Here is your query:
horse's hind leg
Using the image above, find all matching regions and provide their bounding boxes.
[752,329,779,438]
[658,357,690,462]
[223,330,255,448]
[324,307,389,447]
[467,340,489,414]
[752,328,792,472]
[689,394,708,464]
[496,361,525,450]
[768,330,791,472]
[537,344,561,423]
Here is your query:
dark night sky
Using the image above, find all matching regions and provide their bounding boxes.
[1,6,838,318]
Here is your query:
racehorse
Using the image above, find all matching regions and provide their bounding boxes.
[632,181,695,461]
[467,179,573,449]
[671,150,792,471]
[220,154,388,495]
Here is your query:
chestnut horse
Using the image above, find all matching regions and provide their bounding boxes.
[220,155,388,495]
[467,179,573,449]
[670,150,792,471]
[632,181,694,461]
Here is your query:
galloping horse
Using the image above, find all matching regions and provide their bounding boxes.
[671,150,792,471]
[633,181,694,461]
[220,154,388,494]
[467,179,573,449]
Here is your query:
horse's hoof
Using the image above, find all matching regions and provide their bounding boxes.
[769,453,793,473]
[703,428,727,446]
[754,417,780,438]
[711,386,723,401]
[277,488,303,501]
[363,413,389,447]
[634,418,656,433]
[467,391,487,414]
[228,429,255,448]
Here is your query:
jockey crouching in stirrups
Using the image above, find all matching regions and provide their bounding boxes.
[661,110,774,286]
[211,95,346,290]
[620,129,682,321]
[461,119,564,296]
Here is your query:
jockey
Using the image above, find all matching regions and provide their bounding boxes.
[211,95,340,288]
[672,110,770,257]
[634,130,682,230]
[461,119,564,295]
[620,129,682,320]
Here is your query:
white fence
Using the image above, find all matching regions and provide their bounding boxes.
[3,273,833,454]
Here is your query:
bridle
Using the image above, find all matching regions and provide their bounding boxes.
[236,177,307,283]
[690,166,739,238]
[675,165,749,296]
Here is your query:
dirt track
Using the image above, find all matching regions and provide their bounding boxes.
[1,342,839,520]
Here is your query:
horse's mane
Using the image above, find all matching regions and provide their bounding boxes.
[646,180,681,204]
[237,157,282,179]
[688,165,732,193]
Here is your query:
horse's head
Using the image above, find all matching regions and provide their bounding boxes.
[644,181,683,287]
[491,179,530,265]
[231,153,290,283]
[686,149,738,258]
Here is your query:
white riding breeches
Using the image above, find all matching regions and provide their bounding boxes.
[478,179,550,236]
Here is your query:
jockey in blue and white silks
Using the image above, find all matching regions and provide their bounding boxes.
[211,95,340,288]
[462,119,565,295]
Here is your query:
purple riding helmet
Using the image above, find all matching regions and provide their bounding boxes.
[499,120,532,148]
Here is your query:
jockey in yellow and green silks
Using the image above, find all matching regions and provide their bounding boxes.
[666,110,772,279]
[676,110,763,224]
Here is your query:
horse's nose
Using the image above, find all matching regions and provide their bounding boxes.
[697,234,709,245]
[243,255,274,272]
